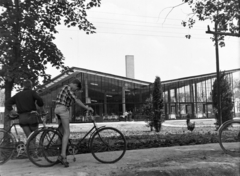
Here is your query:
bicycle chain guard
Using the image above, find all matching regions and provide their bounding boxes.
[67,144,78,155]
[16,141,26,157]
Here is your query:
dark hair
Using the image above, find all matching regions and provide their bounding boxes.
[72,79,82,90]
[22,80,32,89]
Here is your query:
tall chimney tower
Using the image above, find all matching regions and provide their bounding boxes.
[125,55,135,79]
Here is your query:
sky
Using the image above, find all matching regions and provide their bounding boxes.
[49,0,239,82]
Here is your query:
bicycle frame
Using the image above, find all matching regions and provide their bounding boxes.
[46,119,106,150]
[10,123,23,142]
[76,120,106,149]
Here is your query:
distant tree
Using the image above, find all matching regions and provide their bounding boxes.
[0,0,101,129]
[152,76,164,132]
[212,71,234,128]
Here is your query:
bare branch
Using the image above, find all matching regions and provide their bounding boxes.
[157,2,186,26]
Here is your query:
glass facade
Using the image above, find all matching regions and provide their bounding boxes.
[161,74,234,120]
[40,68,236,122]
[41,71,151,122]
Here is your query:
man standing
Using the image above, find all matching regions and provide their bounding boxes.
[5,80,44,138]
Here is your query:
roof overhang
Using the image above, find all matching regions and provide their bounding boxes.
[41,67,240,92]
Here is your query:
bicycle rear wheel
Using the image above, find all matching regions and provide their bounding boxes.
[90,127,127,163]
[0,129,16,165]
[219,120,240,156]
[26,128,61,167]
[40,129,62,165]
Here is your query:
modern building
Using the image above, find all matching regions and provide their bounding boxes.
[39,63,240,123]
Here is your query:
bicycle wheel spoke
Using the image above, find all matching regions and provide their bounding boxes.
[219,121,240,156]
[90,127,126,163]
[40,130,61,164]
[26,129,61,167]
[0,130,16,165]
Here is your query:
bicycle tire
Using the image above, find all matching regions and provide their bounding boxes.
[0,129,16,165]
[90,127,127,163]
[219,120,240,156]
[39,128,62,165]
[26,128,61,167]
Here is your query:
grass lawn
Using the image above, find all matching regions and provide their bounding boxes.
[4,119,239,153]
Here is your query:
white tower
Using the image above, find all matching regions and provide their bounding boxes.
[125,55,135,79]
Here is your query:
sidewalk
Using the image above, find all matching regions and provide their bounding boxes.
[0,143,239,176]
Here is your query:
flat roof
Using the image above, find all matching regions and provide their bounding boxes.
[41,67,240,91]
[42,67,151,90]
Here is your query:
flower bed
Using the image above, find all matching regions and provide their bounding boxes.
[70,125,223,154]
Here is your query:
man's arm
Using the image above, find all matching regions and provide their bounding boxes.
[5,96,16,111]
[65,86,93,112]
[75,99,93,112]
[33,91,44,107]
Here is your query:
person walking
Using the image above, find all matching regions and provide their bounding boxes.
[5,80,45,138]
[54,78,93,167]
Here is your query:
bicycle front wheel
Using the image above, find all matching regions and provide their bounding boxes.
[0,129,16,165]
[90,127,127,163]
[26,128,61,167]
[219,120,240,156]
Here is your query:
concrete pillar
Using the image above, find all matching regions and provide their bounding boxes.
[190,84,195,115]
[104,91,107,115]
[85,79,90,103]
[122,86,126,113]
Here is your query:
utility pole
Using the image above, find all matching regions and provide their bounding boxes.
[214,20,222,126]
[206,5,222,126]
[206,1,240,126]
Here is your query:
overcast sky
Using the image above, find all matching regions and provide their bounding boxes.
[48,0,240,82]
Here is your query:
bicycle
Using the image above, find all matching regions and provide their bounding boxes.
[26,112,127,167]
[0,112,48,165]
[218,118,240,156]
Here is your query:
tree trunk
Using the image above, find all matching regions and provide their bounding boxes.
[153,111,162,132]
[4,80,13,130]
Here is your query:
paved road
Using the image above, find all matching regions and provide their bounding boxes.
[0,143,239,176]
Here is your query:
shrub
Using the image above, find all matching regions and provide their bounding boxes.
[212,71,234,128]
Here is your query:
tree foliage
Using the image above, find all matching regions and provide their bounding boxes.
[0,0,101,128]
[182,0,240,46]
[212,72,234,127]
[0,0,101,90]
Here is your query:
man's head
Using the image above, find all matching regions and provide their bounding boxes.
[70,78,82,91]
[22,80,32,89]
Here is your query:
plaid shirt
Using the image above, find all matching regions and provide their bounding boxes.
[55,85,77,107]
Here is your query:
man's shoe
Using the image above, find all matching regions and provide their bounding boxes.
[57,155,69,167]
